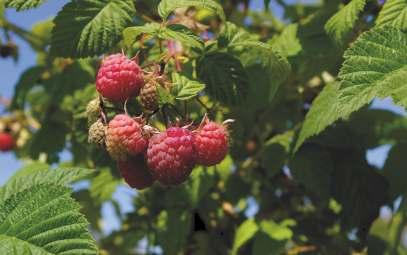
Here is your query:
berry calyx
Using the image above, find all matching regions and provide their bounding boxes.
[118,155,155,190]
[96,54,144,102]
[147,127,195,185]
[0,132,14,152]
[88,119,106,146]
[194,120,229,166]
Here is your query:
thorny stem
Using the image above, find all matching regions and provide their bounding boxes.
[196,97,212,114]
[140,14,156,23]
[158,39,163,53]
[168,104,183,119]
[161,105,169,127]
[184,101,188,120]
[103,106,124,112]
[98,95,108,124]
[146,108,160,123]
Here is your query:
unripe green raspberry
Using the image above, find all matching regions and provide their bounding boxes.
[88,119,106,146]
[86,98,100,123]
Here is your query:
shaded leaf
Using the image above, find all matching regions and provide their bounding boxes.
[290,145,333,203]
[383,143,407,200]
[197,52,249,105]
[10,66,45,109]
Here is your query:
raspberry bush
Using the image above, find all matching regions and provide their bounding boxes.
[1,0,407,254]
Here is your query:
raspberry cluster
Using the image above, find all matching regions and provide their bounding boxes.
[87,53,231,189]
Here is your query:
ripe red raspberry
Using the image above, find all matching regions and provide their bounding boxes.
[105,114,148,161]
[0,132,14,152]
[147,127,195,185]
[96,54,144,102]
[194,121,228,166]
[118,155,154,190]
[126,117,148,156]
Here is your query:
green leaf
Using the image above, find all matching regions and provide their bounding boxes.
[89,170,120,204]
[252,232,285,255]
[237,41,291,105]
[296,27,407,151]
[369,212,407,254]
[123,22,161,48]
[0,1,5,19]
[269,23,302,57]
[161,24,204,50]
[10,66,45,110]
[232,219,259,255]
[51,0,135,57]
[124,23,204,48]
[324,0,367,44]
[0,168,96,255]
[331,152,388,231]
[295,82,341,151]
[312,108,407,150]
[171,72,205,100]
[260,220,294,241]
[5,0,46,11]
[338,27,407,107]
[6,162,49,184]
[0,168,93,204]
[218,22,258,48]
[218,22,291,106]
[187,166,216,208]
[0,185,97,255]
[157,85,175,106]
[123,23,204,50]
[376,0,407,31]
[158,0,225,21]
[261,131,294,176]
[197,52,249,105]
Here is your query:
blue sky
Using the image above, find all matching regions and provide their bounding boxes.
[0,0,405,235]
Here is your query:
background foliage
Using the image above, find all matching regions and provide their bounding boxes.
[0,0,407,254]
